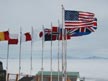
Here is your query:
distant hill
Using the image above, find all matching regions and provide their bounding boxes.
[40,55,108,60]
[84,56,108,59]
[1,56,108,60]
[66,56,108,60]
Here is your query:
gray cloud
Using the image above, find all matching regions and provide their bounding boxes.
[0,0,108,58]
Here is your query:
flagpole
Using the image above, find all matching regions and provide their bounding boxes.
[61,4,66,81]
[19,27,22,77]
[50,23,53,81]
[6,39,9,75]
[6,29,9,80]
[30,26,33,75]
[58,20,60,81]
[64,29,67,81]
[41,25,44,81]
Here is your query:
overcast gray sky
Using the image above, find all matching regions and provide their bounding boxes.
[0,0,108,58]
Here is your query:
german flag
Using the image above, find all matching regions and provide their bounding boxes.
[0,31,9,41]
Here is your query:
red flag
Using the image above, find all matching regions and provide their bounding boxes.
[8,34,18,44]
[52,26,59,33]
[21,32,32,42]
[4,31,9,40]
[59,34,71,40]
[25,32,32,41]
[8,39,18,44]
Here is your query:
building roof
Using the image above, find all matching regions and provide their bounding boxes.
[37,71,79,77]
[19,76,34,81]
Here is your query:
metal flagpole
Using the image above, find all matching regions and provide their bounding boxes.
[41,25,44,81]
[30,26,33,75]
[6,38,9,80]
[19,27,22,77]
[58,20,60,81]
[6,43,9,81]
[50,23,53,81]
[61,4,66,81]
[6,29,9,74]
[64,29,67,81]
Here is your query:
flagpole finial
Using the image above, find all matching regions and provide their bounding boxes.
[61,4,64,10]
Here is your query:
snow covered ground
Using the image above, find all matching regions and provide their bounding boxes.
[0,59,108,81]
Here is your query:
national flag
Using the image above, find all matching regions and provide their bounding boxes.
[52,26,60,40]
[59,29,71,40]
[66,28,91,37]
[25,32,32,41]
[93,18,97,29]
[8,34,18,44]
[52,26,71,40]
[59,34,71,40]
[65,10,94,21]
[45,28,57,41]
[52,26,60,34]
[0,31,9,41]
[39,28,57,41]
[65,10,95,28]
[21,32,32,42]
[65,23,97,36]
[39,28,51,38]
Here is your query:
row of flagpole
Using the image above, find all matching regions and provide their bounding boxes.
[3,22,67,75]
[40,5,67,81]
[40,5,68,81]
[1,4,68,81]
[5,27,34,76]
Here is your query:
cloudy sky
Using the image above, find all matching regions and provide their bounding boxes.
[0,0,108,59]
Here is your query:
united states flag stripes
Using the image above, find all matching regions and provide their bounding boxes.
[65,10,96,28]
[65,21,94,27]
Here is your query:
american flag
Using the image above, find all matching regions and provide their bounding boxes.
[65,10,97,36]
